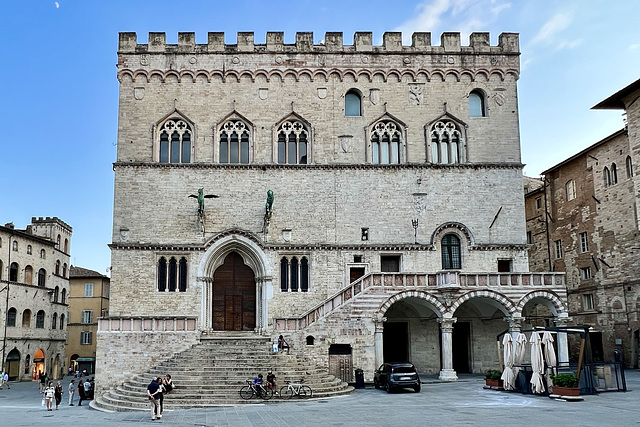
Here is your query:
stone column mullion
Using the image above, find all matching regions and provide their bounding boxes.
[374,313,386,369]
[438,317,458,381]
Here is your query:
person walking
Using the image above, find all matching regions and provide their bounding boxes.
[68,379,75,405]
[83,378,91,401]
[2,372,8,389]
[77,378,86,406]
[54,381,63,410]
[147,377,161,421]
[43,381,55,411]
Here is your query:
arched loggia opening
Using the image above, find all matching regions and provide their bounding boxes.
[378,293,445,375]
[452,295,512,374]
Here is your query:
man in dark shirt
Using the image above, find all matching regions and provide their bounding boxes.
[147,378,160,420]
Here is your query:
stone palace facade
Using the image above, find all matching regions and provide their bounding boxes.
[97,31,567,391]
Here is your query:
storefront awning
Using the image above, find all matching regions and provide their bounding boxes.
[76,357,95,362]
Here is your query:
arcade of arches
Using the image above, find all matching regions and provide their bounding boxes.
[3,348,64,381]
[378,293,568,379]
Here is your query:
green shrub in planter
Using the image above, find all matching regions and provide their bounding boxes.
[484,369,502,380]
[550,373,578,388]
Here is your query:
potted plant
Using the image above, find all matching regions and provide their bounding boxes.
[550,373,579,396]
[484,369,503,388]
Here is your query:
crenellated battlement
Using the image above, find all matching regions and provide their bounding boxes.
[118,31,519,55]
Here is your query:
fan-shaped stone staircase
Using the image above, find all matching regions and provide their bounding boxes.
[92,334,353,411]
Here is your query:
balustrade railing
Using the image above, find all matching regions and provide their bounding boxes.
[274,271,565,331]
[98,316,198,332]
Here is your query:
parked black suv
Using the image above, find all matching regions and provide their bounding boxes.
[373,362,421,393]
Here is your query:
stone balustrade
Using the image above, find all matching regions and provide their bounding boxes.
[98,316,197,332]
[274,271,565,331]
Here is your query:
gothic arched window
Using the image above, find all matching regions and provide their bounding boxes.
[371,120,402,164]
[280,255,310,292]
[441,234,461,270]
[36,310,45,329]
[431,120,463,164]
[157,256,187,292]
[159,118,192,163]
[38,268,46,287]
[604,166,611,187]
[277,120,309,164]
[469,90,486,117]
[626,155,633,178]
[345,90,362,116]
[611,163,618,185]
[219,119,250,164]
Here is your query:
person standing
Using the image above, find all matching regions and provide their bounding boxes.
[156,377,165,418]
[39,372,46,392]
[77,378,86,406]
[2,372,8,389]
[43,381,55,411]
[147,377,160,421]
[54,381,63,410]
[0,371,4,389]
[68,380,75,405]
[83,378,91,401]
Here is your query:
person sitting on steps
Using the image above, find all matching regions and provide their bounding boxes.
[278,335,290,354]
[253,373,264,396]
[266,370,278,395]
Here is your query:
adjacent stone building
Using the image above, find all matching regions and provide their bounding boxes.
[65,266,110,375]
[0,217,72,381]
[97,31,567,393]
[525,77,640,368]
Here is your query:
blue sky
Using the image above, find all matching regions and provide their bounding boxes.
[2,0,639,274]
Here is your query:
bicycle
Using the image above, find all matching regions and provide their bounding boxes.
[279,378,312,399]
[239,380,274,400]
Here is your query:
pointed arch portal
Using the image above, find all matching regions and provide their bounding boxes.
[212,252,256,331]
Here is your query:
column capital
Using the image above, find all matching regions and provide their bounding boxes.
[505,316,524,332]
[437,317,457,331]
[554,317,573,327]
[374,313,387,332]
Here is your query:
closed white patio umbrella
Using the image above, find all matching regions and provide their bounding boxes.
[542,331,557,388]
[501,333,516,390]
[530,331,545,394]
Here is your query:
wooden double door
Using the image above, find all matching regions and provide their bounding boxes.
[212,252,256,331]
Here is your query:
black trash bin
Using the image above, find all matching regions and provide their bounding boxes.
[355,369,365,389]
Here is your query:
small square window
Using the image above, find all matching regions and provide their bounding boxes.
[535,197,542,210]
[554,240,562,259]
[353,255,363,263]
[526,231,533,244]
[579,232,589,253]
[84,283,94,297]
[81,310,93,324]
[580,267,591,280]
[497,259,512,272]
[361,228,369,241]
[381,255,401,272]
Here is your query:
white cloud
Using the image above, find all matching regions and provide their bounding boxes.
[629,43,640,50]
[394,0,512,44]
[556,39,582,50]
[531,13,572,45]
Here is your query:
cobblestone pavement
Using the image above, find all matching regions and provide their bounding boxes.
[0,371,637,427]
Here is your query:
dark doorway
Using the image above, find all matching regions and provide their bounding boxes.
[452,322,471,373]
[328,344,353,382]
[383,322,409,362]
[212,252,256,331]
[349,267,365,283]
[589,331,604,362]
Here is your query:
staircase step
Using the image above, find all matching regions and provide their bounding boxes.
[93,335,353,411]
